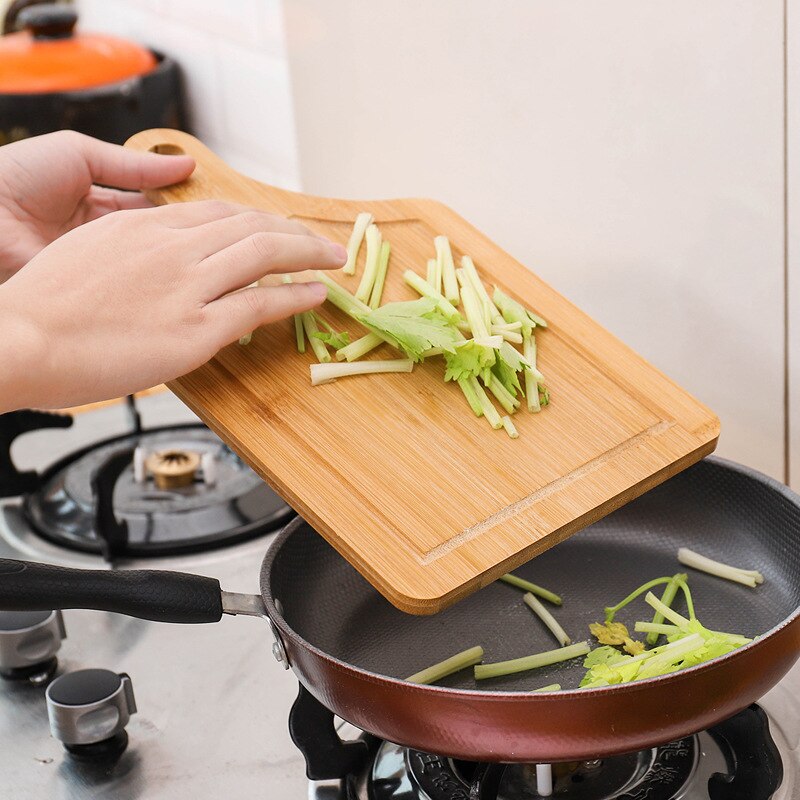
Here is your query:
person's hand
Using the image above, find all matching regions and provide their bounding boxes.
[0,200,346,412]
[0,130,195,282]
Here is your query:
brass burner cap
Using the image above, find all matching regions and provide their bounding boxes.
[144,449,201,490]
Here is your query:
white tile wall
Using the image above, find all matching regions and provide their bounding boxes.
[75,0,300,188]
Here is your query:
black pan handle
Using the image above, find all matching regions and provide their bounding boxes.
[0,559,223,624]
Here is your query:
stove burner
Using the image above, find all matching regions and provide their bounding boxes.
[19,422,294,557]
[396,737,697,800]
[145,448,201,489]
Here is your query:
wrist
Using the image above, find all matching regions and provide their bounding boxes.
[0,287,47,413]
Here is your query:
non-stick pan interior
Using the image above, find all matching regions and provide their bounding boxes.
[265,458,800,692]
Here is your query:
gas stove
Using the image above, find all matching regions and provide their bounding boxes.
[0,392,798,799]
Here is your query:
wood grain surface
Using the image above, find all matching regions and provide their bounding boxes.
[125,129,720,614]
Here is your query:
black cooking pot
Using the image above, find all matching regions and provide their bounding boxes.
[0,2,188,145]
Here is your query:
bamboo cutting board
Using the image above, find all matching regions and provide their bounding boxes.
[126,129,719,614]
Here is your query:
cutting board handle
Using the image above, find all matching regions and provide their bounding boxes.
[125,128,299,215]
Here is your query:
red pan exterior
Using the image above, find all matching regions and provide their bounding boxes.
[269,608,800,762]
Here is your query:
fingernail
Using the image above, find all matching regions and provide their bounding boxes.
[329,242,348,261]
[306,281,328,301]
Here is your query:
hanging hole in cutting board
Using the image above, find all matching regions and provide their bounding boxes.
[148,143,186,156]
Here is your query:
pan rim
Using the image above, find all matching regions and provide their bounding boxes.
[262,455,800,699]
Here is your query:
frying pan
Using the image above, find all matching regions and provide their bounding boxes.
[0,457,798,763]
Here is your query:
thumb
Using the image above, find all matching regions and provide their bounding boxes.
[72,132,195,190]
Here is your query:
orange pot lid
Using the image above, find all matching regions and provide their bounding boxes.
[0,6,157,94]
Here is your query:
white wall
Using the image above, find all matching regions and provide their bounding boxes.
[76,0,302,189]
[790,0,800,490]
[284,0,788,482]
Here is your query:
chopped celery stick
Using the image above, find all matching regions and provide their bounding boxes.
[523,592,570,645]
[485,375,519,414]
[403,269,461,323]
[496,329,523,344]
[494,321,523,332]
[426,257,436,286]
[460,282,491,340]
[470,377,503,429]
[343,212,373,275]
[474,642,590,680]
[644,592,690,628]
[501,415,519,439]
[494,286,547,334]
[461,255,501,327]
[435,235,460,304]
[431,245,443,294]
[368,241,391,308]
[294,315,305,353]
[302,313,331,363]
[282,275,305,353]
[336,332,383,362]
[499,574,562,606]
[677,548,764,587]
[604,577,676,623]
[635,634,705,680]
[492,342,529,397]
[635,622,680,636]
[458,377,483,416]
[355,224,382,303]
[406,646,484,685]
[315,272,372,317]
[646,573,687,645]
[310,359,413,386]
[533,684,561,692]
[524,362,540,412]
[356,298,460,362]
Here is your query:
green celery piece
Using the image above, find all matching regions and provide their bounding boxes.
[583,646,622,668]
[539,386,551,406]
[294,315,305,353]
[636,622,680,636]
[343,211,372,275]
[435,236,460,304]
[499,573,562,605]
[301,313,331,363]
[501,415,519,439]
[470,377,503,429]
[458,377,484,416]
[310,313,350,349]
[485,375,519,415]
[368,241,391,308]
[461,255,503,326]
[460,282,491,340]
[355,298,460,362]
[316,272,372,318]
[646,573,688,645]
[355,223,382,303]
[311,331,351,349]
[494,286,548,329]
[406,646,484,685]
[426,257,437,286]
[644,592,691,628]
[492,341,530,397]
[238,332,253,346]
[444,339,497,382]
[533,684,561,692]
[403,269,461,323]
[604,577,677,623]
[523,333,541,412]
[474,642,590,680]
[336,332,383,362]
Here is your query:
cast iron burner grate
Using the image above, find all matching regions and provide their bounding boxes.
[0,405,293,558]
[292,686,783,800]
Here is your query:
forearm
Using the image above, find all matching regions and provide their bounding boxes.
[0,288,46,413]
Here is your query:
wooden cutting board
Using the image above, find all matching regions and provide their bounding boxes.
[126,129,720,615]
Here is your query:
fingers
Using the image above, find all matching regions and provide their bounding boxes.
[67,131,195,190]
[189,209,318,258]
[85,187,153,217]
[205,282,328,346]
[197,231,346,300]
